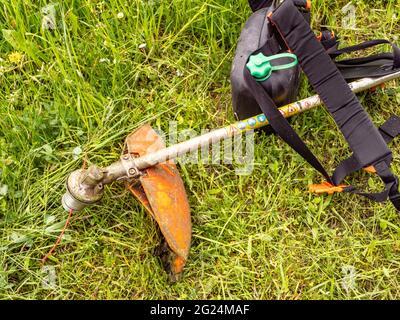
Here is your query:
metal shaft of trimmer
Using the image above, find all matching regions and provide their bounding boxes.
[132,71,400,169]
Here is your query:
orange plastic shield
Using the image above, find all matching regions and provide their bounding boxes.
[125,124,191,280]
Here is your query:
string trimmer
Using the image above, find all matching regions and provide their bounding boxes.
[60,0,400,281]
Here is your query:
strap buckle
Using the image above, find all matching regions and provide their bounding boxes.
[363,165,377,174]
[309,182,348,195]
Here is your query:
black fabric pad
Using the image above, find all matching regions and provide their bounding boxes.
[248,0,274,12]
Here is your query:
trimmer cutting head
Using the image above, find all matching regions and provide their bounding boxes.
[62,124,192,280]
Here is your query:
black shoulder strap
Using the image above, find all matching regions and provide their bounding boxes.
[319,32,400,81]
[329,39,400,67]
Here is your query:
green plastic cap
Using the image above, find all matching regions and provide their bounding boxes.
[246,52,298,82]
[246,53,272,82]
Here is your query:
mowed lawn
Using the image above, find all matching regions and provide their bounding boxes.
[0,0,400,299]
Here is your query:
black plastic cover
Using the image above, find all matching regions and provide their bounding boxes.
[230,6,302,121]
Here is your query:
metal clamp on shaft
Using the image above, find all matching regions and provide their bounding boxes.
[120,153,141,179]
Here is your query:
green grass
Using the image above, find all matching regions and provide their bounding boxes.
[0,0,400,299]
